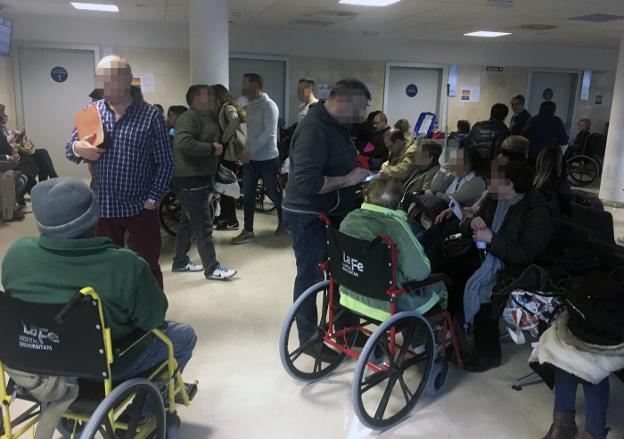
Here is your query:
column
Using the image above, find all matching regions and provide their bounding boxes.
[189,0,229,86]
[599,36,624,203]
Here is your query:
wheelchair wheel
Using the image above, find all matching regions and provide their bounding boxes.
[352,312,435,430]
[566,155,600,187]
[79,379,166,439]
[425,357,449,397]
[254,180,278,213]
[279,280,353,382]
[159,190,182,236]
[57,417,85,438]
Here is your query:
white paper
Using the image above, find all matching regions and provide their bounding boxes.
[134,72,155,92]
[316,84,332,101]
[459,85,480,103]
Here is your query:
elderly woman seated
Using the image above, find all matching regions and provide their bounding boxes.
[338,175,447,321]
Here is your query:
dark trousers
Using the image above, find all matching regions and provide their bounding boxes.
[216,160,239,224]
[243,158,282,232]
[554,368,609,437]
[173,186,219,276]
[97,209,163,290]
[473,303,501,359]
[420,217,461,272]
[23,149,58,193]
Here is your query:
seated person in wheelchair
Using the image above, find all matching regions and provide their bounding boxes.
[1,177,197,434]
[339,175,448,321]
[443,160,553,373]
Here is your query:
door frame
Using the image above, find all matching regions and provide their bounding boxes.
[526,68,582,134]
[13,42,100,128]
[383,61,449,133]
[229,53,290,125]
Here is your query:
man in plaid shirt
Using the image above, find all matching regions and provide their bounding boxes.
[66,55,173,289]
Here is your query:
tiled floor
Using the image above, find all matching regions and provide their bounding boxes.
[1,205,623,439]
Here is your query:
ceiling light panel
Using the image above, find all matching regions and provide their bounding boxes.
[71,2,119,12]
[339,0,401,7]
[464,31,512,38]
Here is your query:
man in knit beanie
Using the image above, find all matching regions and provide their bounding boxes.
[2,177,196,436]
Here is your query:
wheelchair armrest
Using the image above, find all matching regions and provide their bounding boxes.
[114,330,152,359]
[403,273,453,291]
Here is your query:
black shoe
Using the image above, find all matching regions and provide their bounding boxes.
[216,221,239,231]
[16,197,26,206]
[463,354,501,373]
[302,341,341,363]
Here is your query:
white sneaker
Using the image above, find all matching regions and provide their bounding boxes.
[172,261,204,273]
[207,265,237,280]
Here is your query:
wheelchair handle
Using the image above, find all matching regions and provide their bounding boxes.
[54,292,83,324]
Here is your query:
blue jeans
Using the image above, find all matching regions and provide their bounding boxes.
[114,322,197,381]
[243,158,282,232]
[554,368,610,437]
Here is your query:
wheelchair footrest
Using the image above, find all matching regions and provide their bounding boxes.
[177,382,198,404]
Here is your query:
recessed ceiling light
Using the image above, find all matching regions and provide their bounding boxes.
[464,31,511,38]
[71,2,119,12]
[339,0,401,6]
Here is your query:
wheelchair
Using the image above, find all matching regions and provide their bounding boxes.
[278,217,463,430]
[565,133,606,187]
[0,287,198,439]
[158,189,183,236]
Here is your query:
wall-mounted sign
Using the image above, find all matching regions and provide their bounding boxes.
[460,85,481,103]
[486,66,505,72]
[542,88,554,101]
[405,84,418,97]
[50,66,68,83]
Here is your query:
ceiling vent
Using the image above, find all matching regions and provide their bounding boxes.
[517,24,557,31]
[488,0,513,8]
[309,10,357,21]
[289,19,333,28]
[570,14,624,23]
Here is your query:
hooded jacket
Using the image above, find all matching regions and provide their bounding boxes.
[283,103,359,216]
[466,119,510,159]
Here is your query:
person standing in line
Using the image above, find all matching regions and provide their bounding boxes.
[297,78,319,123]
[231,73,283,244]
[66,55,173,290]
[282,78,372,347]
[522,101,569,164]
[171,85,236,281]
[509,95,531,135]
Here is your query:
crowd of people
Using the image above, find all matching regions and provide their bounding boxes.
[0,53,616,439]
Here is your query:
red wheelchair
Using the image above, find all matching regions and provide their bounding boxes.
[279,217,463,430]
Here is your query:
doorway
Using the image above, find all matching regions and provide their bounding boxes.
[527,70,579,133]
[16,45,97,179]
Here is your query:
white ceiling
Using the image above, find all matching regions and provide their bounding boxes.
[1,0,623,47]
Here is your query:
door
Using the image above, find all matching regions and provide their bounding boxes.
[528,71,578,132]
[18,47,96,179]
[385,66,443,130]
[229,57,287,125]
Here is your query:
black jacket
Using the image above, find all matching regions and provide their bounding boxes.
[461,188,553,276]
[466,119,510,159]
[510,109,531,135]
[283,103,358,216]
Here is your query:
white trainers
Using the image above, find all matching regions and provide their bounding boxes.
[207,265,237,280]
[172,261,204,273]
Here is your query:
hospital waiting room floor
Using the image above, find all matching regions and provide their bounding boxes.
[1,206,623,439]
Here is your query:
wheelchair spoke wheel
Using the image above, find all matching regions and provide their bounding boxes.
[279,280,356,382]
[254,180,278,213]
[353,312,435,430]
[158,191,182,236]
[566,155,600,187]
[79,379,166,439]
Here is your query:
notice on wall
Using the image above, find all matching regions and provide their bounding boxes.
[594,93,610,106]
[133,72,155,92]
[317,84,332,101]
[459,85,480,103]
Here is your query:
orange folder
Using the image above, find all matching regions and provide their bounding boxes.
[74,104,104,147]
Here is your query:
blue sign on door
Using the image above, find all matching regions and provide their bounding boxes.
[51,66,68,83]
[542,88,554,101]
[405,84,418,98]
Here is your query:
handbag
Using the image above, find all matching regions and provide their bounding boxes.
[16,136,36,155]
[441,233,474,260]
[502,289,564,344]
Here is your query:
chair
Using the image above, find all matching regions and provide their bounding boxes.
[570,203,615,246]
[0,287,197,439]
[413,112,437,139]
[279,217,462,430]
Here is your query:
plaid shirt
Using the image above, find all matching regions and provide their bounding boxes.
[66,99,173,219]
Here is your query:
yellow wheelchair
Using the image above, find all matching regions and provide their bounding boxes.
[0,287,198,439]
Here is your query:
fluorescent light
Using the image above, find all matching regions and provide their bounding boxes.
[71,2,119,12]
[339,0,401,6]
[464,31,511,38]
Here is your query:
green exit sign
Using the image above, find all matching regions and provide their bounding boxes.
[486,66,505,72]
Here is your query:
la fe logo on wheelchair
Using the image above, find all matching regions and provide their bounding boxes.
[19,321,60,352]
[342,252,365,277]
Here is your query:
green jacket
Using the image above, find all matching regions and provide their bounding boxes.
[173,108,221,178]
[1,236,168,371]
[338,203,447,321]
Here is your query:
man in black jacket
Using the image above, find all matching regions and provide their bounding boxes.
[283,78,372,349]
[509,95,531,135]
[466,103,510,160]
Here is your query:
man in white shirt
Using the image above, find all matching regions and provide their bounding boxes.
[297,78,319,123]
[231,73,283,244]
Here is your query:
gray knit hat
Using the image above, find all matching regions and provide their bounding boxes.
[31,177,100,239]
